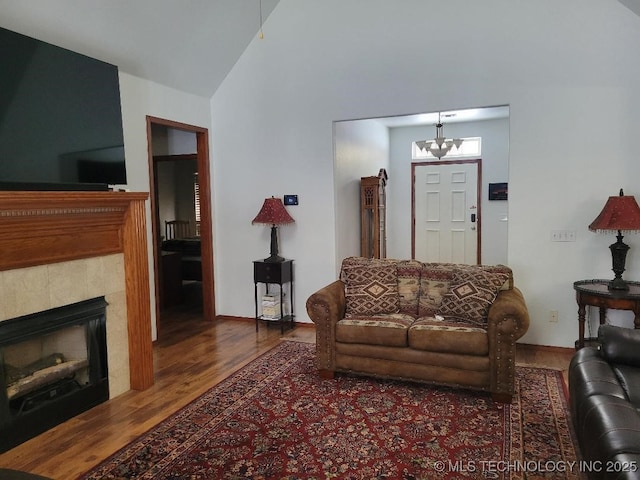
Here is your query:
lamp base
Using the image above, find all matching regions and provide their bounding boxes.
[264,225,285,263]
[263,255,285,263]
[608,231,630,291]
[608,277,630,291]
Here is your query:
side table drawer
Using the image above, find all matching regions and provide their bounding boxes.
[254,262,280,283]
[254,260,292,284]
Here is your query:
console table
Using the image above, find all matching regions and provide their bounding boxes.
[574,279,640,349]
[253,259,294,333]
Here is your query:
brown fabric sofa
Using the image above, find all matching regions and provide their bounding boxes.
[306,257,530,402]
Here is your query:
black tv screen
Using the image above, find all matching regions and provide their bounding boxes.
[0,26,126,190]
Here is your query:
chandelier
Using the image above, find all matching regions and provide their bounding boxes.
[415,113,464,159]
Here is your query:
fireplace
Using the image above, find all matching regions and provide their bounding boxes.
[0,297,108,453]
[0,191,154,394]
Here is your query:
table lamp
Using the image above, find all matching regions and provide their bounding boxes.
[252,196,295,262]
[589,189,640,290]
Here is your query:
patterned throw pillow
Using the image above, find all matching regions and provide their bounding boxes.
[396,260,422,317]
[340,256,395,282]
[344,263,400,317]
[436,268,510,326]
[418,264,454,318]
[458,263,513,291]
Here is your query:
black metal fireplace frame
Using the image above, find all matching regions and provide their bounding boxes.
[0,297,109,452]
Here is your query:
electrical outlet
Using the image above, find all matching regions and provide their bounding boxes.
[551,230,576,242]
[550,310,559,323]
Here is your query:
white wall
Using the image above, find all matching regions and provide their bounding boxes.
[334,118,390,271]
[118,72,211,339]
[387,117,510,264]
[210,0,640,347]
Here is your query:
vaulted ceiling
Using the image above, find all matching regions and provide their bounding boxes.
[1,0,638,100]
[619,0,640,16]
[0,0,280,98]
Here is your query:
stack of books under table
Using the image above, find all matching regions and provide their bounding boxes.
[261,294,281,320]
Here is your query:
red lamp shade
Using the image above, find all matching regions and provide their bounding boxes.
[252,197,294,262]
[589,189,640,291]
[589,192,640,232]
[252,197,295,226]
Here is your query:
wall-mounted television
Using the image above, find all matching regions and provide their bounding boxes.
[0,26,126,191]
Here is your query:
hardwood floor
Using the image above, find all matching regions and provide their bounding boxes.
[0,304,573,479]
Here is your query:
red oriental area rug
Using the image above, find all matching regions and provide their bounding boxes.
[80,341,583,480]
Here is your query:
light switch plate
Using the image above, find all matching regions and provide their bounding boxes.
[551,230,576,242]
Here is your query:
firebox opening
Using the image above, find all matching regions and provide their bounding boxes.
[0,297,109,453]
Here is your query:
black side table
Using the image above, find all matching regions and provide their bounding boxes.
[253,259,294,333]
[574,279,640,349]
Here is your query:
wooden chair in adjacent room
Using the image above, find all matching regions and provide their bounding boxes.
[165,220,191,240]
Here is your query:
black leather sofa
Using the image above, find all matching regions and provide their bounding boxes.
[569,325,640,480]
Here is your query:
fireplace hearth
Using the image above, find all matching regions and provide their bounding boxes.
[0,297,108,452]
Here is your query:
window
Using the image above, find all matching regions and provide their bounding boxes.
[194,173,201,236]
[412,136,482,160]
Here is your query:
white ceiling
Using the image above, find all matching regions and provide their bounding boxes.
[0,0,281,98]
[0,1,637,101]
[376,106,510,128]
[619,0,640,16]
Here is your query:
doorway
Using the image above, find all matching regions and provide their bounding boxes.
[333,105,508,265]
[146,116,215,338]
[412,159,481,264]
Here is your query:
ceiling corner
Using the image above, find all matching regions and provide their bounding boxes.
[618,0,640,17]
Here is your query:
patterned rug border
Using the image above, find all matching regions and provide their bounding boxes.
[79,342,309,477]
[80,341,583,480]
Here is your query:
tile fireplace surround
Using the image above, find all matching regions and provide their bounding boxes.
[0,255,128,396]
[0,191,153,396]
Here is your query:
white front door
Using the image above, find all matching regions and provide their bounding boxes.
[413,161,480,264]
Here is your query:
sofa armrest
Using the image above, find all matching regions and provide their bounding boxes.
[487,287,530,338]
[486,287,530,398]
[305,280,346,373]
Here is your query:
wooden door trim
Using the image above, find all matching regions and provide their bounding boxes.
[146,116,216,331]
[411,159,482,264]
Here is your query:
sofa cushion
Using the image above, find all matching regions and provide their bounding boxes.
[578,395,640,469]
[454,263,513,290]
[474,264,513,290]
[336,313,414,347]
[396,260,422,317]
[343,262,400,316]
[408,316,488,355]
[613,364,640,409]
[340,257,420,317]
[339,256,396,282]
[437,268,510,326]
[417,264,454,317]
[599,324,640,368]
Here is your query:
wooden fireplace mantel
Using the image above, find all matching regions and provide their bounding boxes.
[0,191,154,390]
